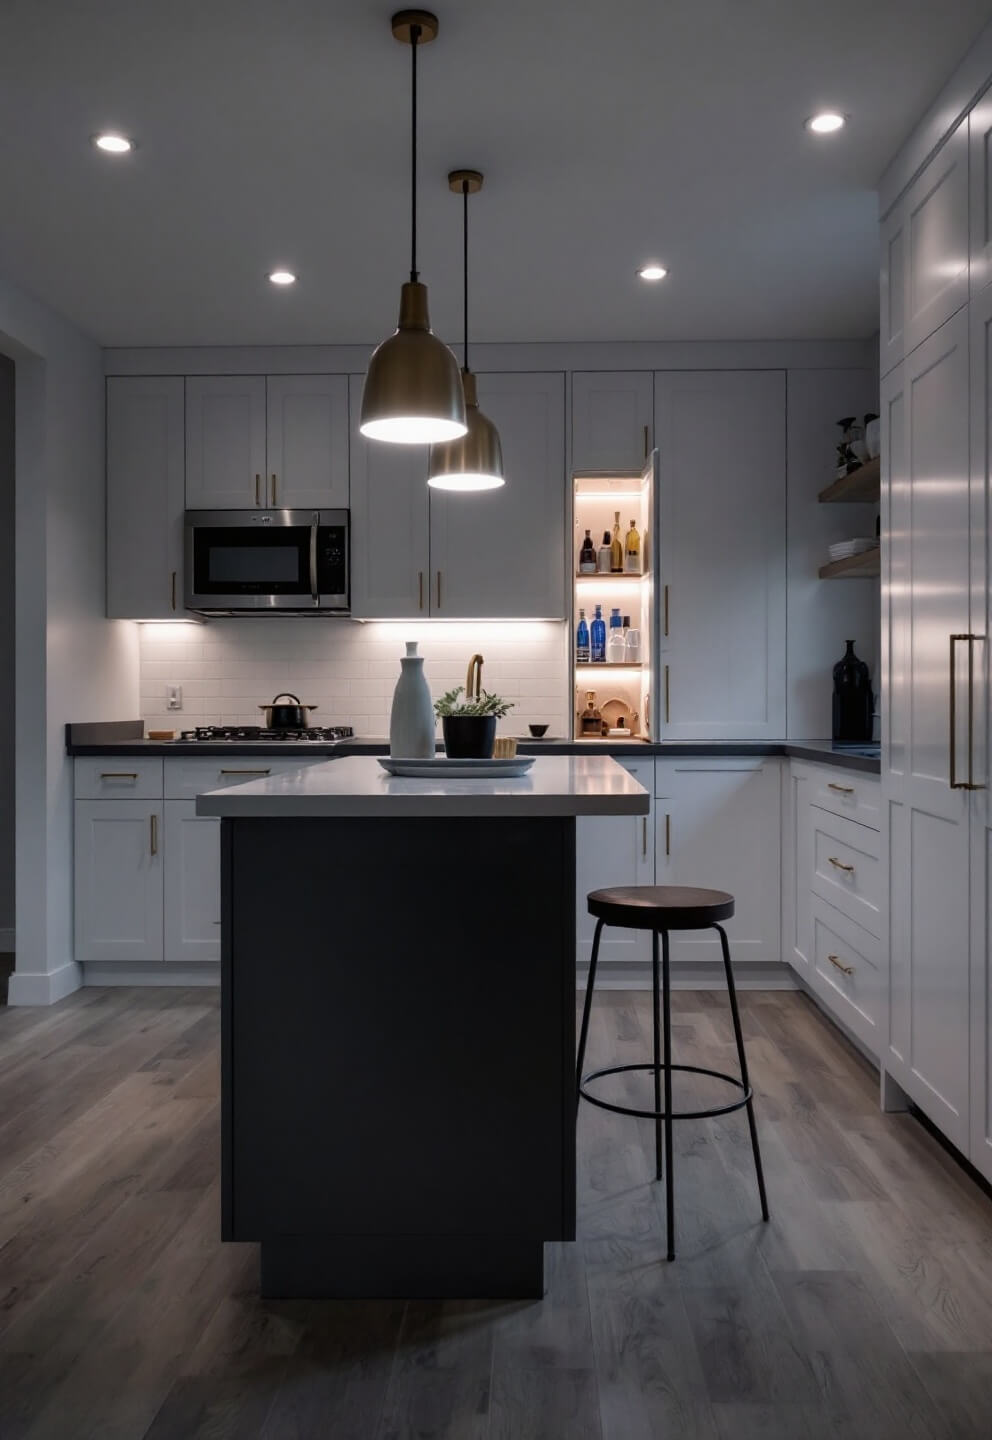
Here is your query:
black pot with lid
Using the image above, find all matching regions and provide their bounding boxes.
[258,693,319,729]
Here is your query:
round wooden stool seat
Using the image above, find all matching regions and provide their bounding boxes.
[587,885,735,932]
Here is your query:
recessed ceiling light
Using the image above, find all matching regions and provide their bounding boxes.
[637,264,668,281]
[806,111,846,135]
[93,133,134,154]
[267,270,297,286]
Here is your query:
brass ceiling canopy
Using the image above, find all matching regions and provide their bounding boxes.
[428,169,505,491]
[360,11,467,446]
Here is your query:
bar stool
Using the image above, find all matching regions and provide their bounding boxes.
[576,885,769,1261]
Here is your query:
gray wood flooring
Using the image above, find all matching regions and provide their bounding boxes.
[0,984,990,1438]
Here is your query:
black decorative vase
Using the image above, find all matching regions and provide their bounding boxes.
[832,640,873,744]
[442,715,497,759]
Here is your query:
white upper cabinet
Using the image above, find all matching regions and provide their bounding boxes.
[107,377,185,619]
[429,372,566,619]
[348,376,430,619]
[265,374,349,509]
[185,376,266,509]
[571,371,653,474]
[880,199,907,378]
[970,95,992,294]
[654,369,787,739]
[904,116,969,356]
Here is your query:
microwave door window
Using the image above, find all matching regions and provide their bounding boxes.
[208,545,299,585]
[193,526,311,595]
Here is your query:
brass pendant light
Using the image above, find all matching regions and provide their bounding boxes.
[428,170,505,491]
[360,11,467,445]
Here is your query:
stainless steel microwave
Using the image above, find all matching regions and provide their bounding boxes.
[184,510,349,614]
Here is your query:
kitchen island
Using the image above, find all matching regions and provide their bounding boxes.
[197,754,649,1299]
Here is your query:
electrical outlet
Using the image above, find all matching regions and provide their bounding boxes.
[167,685,183,711]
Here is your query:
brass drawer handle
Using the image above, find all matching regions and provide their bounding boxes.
[642,816,648,857]
[664,665,670,724]
[827,782,854,794]
[219,768,272,776]
[665,812,671,857]
[100,771,138,779]
[663,584,669,637]
[827,953,854,976]
[271,472,278,506]
[828,856,855,873]
[255,473,262,507]
[150,813,158,856]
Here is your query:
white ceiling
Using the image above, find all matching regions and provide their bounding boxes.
[0,0,989,348]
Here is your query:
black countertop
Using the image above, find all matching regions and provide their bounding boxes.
[65,724,881,775]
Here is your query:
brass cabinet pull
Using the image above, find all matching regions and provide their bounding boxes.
[828,856,855,873]
[436,571,442,609]
[101,771,138,780]
[643,423,650,459]
[150,813,158,856]
[255,473,262,506]
[827,953,854,976]
[665,812,671,857]
[664,665,670,724]
[642,817,648,857]
[827,782,854,794]
[271,473,278,506]
[663,584,669,638]
[219,768,272,776]
[418,571,424,610]
[170,570,177,612]
[950,633,986,790]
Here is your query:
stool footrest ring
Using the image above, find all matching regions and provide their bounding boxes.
[578,1061,752,1121]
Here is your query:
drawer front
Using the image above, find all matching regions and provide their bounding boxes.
[810,897,883,1059]
[75,757,163,800]
[617,757,654,789]
[809,767,880,829]
[809,806,881,937]
[164,756,324,800]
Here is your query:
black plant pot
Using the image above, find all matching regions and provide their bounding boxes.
[442,715,497,759]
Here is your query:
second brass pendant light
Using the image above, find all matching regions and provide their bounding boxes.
[428,171,505,491]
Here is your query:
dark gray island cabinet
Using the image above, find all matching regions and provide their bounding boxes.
[197,754,649,1299]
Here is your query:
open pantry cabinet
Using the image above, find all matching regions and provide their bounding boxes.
[571,451,660,742]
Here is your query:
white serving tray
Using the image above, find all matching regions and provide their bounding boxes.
[378,756,536,779]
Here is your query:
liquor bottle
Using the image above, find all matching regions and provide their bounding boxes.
[575,608,590,663]
[590,604,607,663]
[624,520,641,574]
[606,607,625,663]
[597,531,612,573]
[610,511,623,572]
[578,529,596,574]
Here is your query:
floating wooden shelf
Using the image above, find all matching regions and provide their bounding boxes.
[818,548,880,580]
[818,456,880,504]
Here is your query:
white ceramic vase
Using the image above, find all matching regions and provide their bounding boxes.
[389,642,435,758]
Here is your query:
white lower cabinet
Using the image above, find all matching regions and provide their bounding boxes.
[575,758,654,966]
[74,800,164,963]
[164,803,221,964]
[655,757,782,965]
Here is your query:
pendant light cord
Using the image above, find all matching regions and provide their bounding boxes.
[410,23,420,283]
[462,179,469,373]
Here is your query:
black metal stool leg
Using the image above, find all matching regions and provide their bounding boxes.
[661,928,675,1260]
[576,917,605,1115]
[714,922,769,1222]
[651,931,662,1181]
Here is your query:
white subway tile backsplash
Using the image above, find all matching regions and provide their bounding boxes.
[138,618,569,738]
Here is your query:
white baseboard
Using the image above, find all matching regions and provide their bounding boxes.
[0,927,14,951]
[576,960,798,991]
[7,960,82,1006]
[81,962,220,987]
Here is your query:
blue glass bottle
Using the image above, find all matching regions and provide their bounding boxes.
[590,604,607,663]
[575,608,590,663]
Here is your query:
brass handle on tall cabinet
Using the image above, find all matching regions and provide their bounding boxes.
[271,473,278,506]
[170,570,176,612]
[827,953,854,976]
[664,665,670,724]
[663,584,669,637]
[255,473,261,507]
[643,424,650,459]
[150,813,158,856]
[436,571,442,609]
[642,817,648,857]
[665,813,671,857]
[418,571,424,611]
[950,633,985,789]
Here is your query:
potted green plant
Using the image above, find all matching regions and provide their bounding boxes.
[434,686,514,759]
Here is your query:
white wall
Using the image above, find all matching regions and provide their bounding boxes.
[139,620,568,740]
[0,356,13,947]
[0,272,138,1004]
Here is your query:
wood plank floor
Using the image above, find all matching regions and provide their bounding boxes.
[0,986,990,1438]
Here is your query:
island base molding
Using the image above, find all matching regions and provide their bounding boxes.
[260,1235,546,1299]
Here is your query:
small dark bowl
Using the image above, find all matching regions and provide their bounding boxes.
[528,723,550,738]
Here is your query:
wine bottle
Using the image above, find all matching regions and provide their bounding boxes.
[590,604,607,663]
[597,531,612,573]
[610,511,623,572]
[578,529,596,574]
[575,608,590,663]
[624,520,640,574]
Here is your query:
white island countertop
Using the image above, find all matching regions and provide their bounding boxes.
[196,754,650,819]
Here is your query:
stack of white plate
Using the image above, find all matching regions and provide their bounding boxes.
[828,538,878,562]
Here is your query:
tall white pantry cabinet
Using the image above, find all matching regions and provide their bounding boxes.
[880,94,992,1182]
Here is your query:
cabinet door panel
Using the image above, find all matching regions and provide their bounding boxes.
[266,375,349,509]
[164,802,220,963]
[880,199,907,377]
[905,117,969,354]
[655,370,786,738]
[348,377,430,618]
[571,371,652,473]
[970,97,992,294]
[429,373,566,618]
[576,759,654,966]
[107,377,185,619]
[74,801,163,962]
[783,762,813,975]
[186,376,266,509]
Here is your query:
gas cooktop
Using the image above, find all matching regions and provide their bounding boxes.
[179,725,355,744]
